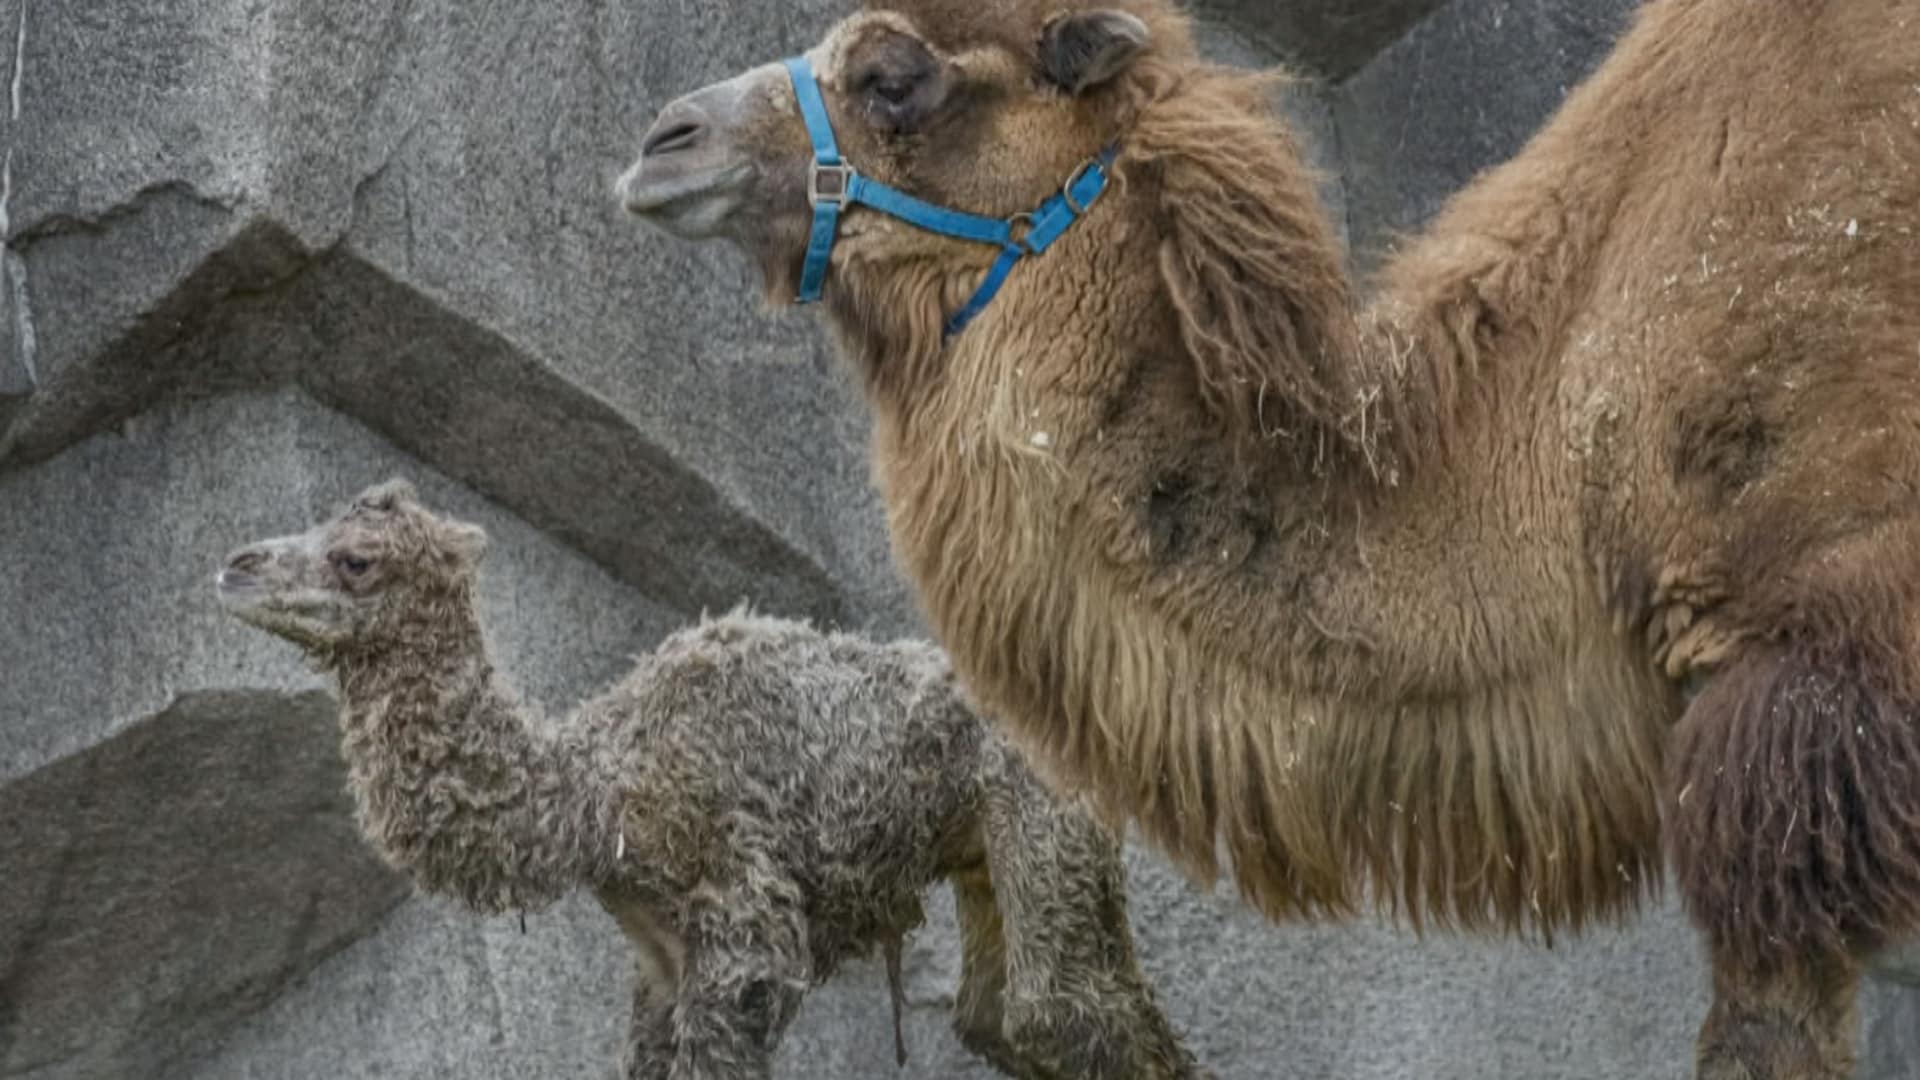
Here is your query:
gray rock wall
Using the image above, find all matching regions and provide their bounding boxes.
[3,1,1914,1079]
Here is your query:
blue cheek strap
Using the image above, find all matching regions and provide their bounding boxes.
[783,55,1117,341]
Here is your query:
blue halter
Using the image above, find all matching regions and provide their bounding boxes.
[782,55,1117,339]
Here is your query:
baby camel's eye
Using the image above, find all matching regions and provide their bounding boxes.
[333,553,372,577]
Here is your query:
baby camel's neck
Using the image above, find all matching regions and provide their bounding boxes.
[333,608,621,914]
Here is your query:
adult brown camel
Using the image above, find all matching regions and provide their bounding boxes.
[617,1,1920,1076]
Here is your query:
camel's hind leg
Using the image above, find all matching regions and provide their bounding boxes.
[1693,953,1860,1080]
[976,743,1209,1080]
[1666,639,1920,1079]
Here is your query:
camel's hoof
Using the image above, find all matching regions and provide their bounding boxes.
[1697,1050,1844,1080]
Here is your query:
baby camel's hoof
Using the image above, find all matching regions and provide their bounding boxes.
[1697,1056,1756,1080]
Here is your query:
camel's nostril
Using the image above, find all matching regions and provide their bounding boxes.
[642,121,703,158]
[227,548,268,574]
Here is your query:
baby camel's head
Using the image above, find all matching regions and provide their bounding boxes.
[216,479,489,656]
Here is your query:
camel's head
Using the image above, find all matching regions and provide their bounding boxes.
[619,1,1184,302]
[216,479,489,656]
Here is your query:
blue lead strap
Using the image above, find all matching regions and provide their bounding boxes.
[783,55,1116,340]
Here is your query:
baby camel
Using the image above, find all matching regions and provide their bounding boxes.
[214,479,1206,1080]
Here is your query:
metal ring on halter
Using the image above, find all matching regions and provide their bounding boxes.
[1062,159,1098,214]
[810,163,854,207]
[1005,212,1038,255]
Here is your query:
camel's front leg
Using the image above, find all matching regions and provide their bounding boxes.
[667,874,811,1080]
[1666,639,1920,1079]
[979,754,1210,1080]
[949,863,1044,1078]
[624,984,676,1080]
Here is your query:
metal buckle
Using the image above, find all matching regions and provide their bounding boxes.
[1005,212,1037,255]
[1061,157,1103,215]
[810,162,853,207]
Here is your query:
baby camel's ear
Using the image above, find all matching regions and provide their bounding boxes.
[355,477,419,513]
[442,522,490,567]
[1041,9,1151,95]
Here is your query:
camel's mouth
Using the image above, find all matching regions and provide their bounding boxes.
[215,537,349,648]
[216,580,351,651]
[215,574,299,617]
[618,159,752,238]
[215,567,278,614]
[620,64,782,239]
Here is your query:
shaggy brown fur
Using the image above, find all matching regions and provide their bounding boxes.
[215,480,1208,1080]
[621,0,1920,1075]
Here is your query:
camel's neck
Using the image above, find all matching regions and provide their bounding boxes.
[858,60,1656,699]
[333,605,620,914]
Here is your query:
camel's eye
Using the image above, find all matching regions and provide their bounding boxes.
[333,552,372,577]
[851,34,946,133]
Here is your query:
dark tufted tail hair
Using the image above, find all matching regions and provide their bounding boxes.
[1666,639,1920,970]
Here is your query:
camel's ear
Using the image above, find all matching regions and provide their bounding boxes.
[442,522,489,567]
[1041,10,1151,95]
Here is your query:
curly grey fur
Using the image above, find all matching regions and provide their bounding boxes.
[335,649,623,916]
[218,482,1209,1080]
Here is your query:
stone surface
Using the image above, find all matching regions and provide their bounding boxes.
[1864,984,1920,1078]
[1333,0,1642,267]
[1877,942,1920,989]
[1192,21,1349,252]
[0,690,408,1080]
[3,0,1918,1078]
[179,897,632,1080]
[0,0,882,630]
[1192,0,1450,79]
[0,0,28,420]
[0,389,681,784]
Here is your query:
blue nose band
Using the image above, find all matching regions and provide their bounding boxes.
[782,55,1118,340]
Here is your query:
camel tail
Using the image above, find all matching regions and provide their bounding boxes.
[1667,639,1920,968]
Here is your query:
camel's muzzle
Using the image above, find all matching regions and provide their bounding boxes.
[619,66,773,237]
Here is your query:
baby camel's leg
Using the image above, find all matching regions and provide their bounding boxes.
[949,863,1046,1078]
[668,865,812,1080]
[624,980,676,1080]
[980,748,1207,1080]
[1666,638,1920,1079]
